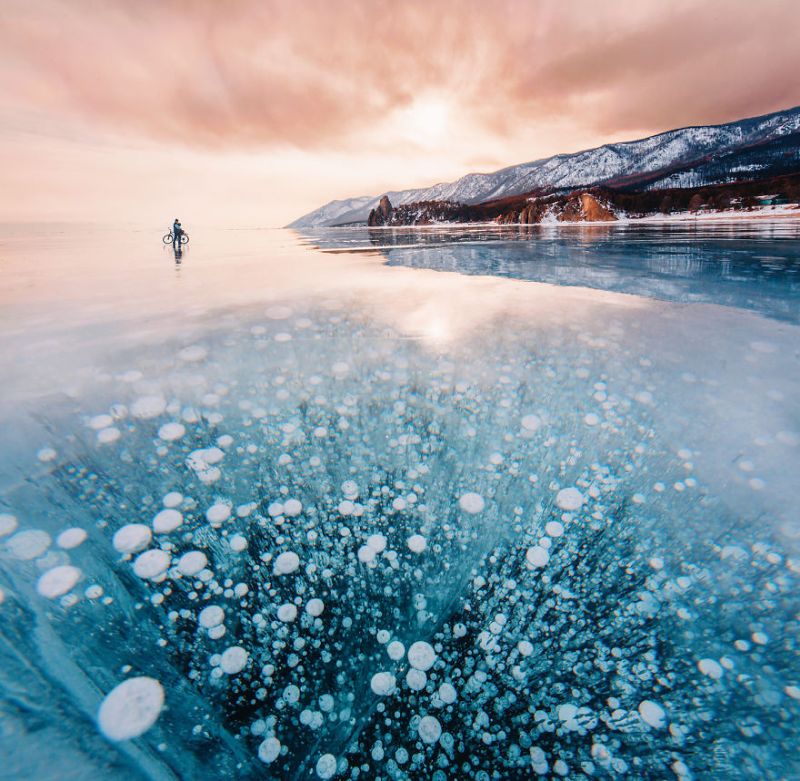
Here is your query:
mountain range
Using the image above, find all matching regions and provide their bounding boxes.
[289,105,800,228]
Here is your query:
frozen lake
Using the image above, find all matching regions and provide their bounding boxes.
[0,223,798,780]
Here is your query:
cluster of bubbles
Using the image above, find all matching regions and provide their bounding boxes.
[1,300,798,779]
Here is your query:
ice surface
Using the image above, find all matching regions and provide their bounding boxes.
[0,224,798,780]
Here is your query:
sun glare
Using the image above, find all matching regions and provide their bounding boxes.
[395,97,451,147]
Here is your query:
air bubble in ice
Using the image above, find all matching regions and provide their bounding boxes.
[113,524,152,554]
[97,677,164,741]
[153,509,183,534]
[274,551,300,575]
[133,549,171,580]
[178,551,208,576]
[56,528,87,549]
[408,641,436,671]
[459,493,485,514]
[407,534,427,553]
[371,672,397,696]
[7,529,51,560]
[158,422,186,441]
[37,565,82,598]
[555,487,584,511]
[220,646,248,674]
[417,715,442,744]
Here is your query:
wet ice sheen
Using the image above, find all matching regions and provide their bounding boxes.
[0,225,798,780]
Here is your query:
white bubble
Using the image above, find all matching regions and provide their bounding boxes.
[220,646,248,674]
[163,492,183,508]
[152,508,183,533]
[316,753,338,779]
[37,447,57,462]
[37,565,82,598]
[583,413,600,426]
[459,492,485,514]
[88,414,113,430]
[7,529,51,560]
[178,345,207,362]
[544,521,564,538]
[229,534,248,552]
[417,715,442,744]
[387,641,405,660]
[131,396,167,419]
[258,736,281,764]
[133,549,171,580]
[521,414,541,432]
[97,677,164,741]
[367,534,387,552]
[158,422,186,441]
[406,669,427,691]
[97,427,121,444]
[277,604,298,622]
[199,605,225,628]
[698,658,723,679]
[638,700,666,729]
[370,672,397,696]
[178,551,208,576]
[518,640,533,656]
[113,524,152,554]
[438,683,457,704]
[274,551,300,574]
[205,503,231,525]
[407,534,427,553]
[555,487,583,511]
[57,527,87,549]
[341,481,358,499]
[357,545,376,563]
[526,546,549,568]
[306,598,325,617]
[0,514,19,537]
[408,641,436,671]
[283,499,302,516]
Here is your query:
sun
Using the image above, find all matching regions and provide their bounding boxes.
[395,97,451,148]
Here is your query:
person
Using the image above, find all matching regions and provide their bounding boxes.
[172,218,183,247]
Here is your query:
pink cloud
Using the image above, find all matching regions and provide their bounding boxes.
[2,0,798,152]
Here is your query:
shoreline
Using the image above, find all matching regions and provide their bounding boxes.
[329,205,800,230]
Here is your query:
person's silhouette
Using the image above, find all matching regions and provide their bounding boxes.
[173,244,183,264]
[172,218,183,248]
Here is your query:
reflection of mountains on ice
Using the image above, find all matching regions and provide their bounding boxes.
[348,225,800,323]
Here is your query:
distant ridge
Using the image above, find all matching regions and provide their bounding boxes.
[289,105,800,228]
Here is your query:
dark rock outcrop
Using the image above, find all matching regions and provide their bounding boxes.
[368,198,466,226]
[367,195,393,226]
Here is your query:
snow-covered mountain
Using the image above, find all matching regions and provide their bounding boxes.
[289,105,800,228]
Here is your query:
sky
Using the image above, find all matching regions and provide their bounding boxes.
[1,0,799,228]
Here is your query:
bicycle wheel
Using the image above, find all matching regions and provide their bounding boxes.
[162,233,173,244]
[180,233,190,245]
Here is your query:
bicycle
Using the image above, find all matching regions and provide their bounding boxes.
[163,232,190,245]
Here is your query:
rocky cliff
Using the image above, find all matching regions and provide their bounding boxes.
[362,175,800,227]
[290,104,800,228]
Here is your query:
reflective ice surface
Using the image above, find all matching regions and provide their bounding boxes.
[1,224,798,780]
